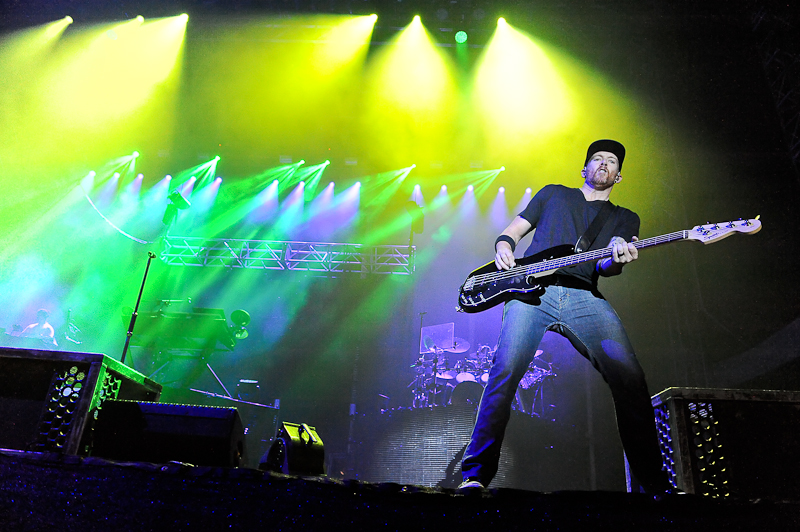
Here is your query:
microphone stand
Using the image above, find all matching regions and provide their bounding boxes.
[121,252,156,366]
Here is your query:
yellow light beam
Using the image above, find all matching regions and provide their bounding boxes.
[473,19,573,152]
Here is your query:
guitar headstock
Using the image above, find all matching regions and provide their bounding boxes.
[687,218,762,244]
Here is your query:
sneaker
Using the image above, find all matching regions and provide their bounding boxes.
[457,479,485,489]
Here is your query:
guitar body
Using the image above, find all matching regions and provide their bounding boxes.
[458,244,576,313]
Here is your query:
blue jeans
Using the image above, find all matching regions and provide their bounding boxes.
[461,284,669,492]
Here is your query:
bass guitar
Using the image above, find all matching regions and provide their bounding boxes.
[457,218,761,313]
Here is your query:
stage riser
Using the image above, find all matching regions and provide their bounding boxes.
[349,404,594,491]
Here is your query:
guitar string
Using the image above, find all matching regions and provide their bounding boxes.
[468,231,689,286]
[472,231,687,284]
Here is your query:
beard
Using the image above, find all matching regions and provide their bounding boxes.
[586,168,616,189]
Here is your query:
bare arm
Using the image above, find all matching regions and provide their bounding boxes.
[596,236,639,277]
[495,216,533,270]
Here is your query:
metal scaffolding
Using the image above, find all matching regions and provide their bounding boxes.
[160,236,415,276]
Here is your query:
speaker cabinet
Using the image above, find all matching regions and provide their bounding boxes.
[0,347,161,455]
[631,387,800,498]
[92,400,247,468]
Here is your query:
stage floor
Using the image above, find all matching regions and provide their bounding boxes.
[2,450,799,531]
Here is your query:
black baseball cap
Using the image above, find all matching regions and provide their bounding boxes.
[585,139,625,170]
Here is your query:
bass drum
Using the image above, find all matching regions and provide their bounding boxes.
[454,359,477,383]
[450,381,484,406]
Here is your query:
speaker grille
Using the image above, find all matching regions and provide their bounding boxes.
[31,364,92,452]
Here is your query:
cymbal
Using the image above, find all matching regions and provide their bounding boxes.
[446,337,470,353]
[436,369,458,380]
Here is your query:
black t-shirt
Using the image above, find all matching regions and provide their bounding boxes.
[518,184,640,286]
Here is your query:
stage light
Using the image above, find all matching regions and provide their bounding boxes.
[89,171,96,177]
[356,182,362,188]
[214,155,220,161]
[499,187,505,193]
[474,21,572,151]
[45,16,74,38]
[136,173,143,180]
[162,189,191,226]
[166,175,172,181]
[167,190,191,210]
[132,151,139,157]
[51,13,187,129]
[441,185,447,191]
[180,13,188,20]
[113,172,120,179]
[230,309,251,341]
[526,187,532,193]
[135,16,144,23]
[455,31,468,44]
[498,17,507,26]
[468,185,474,192]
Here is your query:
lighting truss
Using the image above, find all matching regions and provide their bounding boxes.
[160,236,415,275]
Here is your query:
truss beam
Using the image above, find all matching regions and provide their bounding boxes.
[161,236,415,276]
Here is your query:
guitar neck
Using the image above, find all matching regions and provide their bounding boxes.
[523,230,688,276]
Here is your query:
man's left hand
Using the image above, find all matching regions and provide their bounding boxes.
[610,236,639,264]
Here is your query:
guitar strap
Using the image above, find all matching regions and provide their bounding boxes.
[574,201,616,253]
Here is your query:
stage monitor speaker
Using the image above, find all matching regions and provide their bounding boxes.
[627,387,800,499]
[91,400,247,468]
[0,347,161,455]
[260,422,325,476]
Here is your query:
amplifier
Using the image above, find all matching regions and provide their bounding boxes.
[0,347,161,455]
[631,387,800,498]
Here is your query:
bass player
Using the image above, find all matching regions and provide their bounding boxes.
[459,139,671,494]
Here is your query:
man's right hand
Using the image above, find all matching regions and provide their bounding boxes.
[494,216,531,270]
[495,241,516,270]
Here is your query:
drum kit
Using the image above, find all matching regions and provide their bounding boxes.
[410,331,557,415]
[410,337,489,408]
